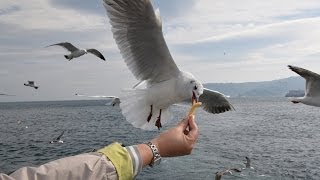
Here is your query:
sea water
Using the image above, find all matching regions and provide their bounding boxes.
[0,98,319,179]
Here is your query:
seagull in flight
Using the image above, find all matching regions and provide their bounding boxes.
[75,93,120,106]
[0,93,14,96]
[215,168,242,180]
[24,81,38,89]
[102,0,234,130]
[47,42,106,61]
[50,131,65,144]
[288,65,320,107]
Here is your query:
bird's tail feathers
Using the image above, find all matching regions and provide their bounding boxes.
[120,89,171,130]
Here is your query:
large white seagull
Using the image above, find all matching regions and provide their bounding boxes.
[103,0,234,130]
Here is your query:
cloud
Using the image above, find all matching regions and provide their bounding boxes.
[163,0,320,44]
[48,0,106,15]
[164,16,320,83]
[0,0,106,31]
[0,5,20,15]
[152,0,195,18]
[171,17,320,57]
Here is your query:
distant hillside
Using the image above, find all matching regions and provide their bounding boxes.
[285,90,305,97]
[204,76,305,97]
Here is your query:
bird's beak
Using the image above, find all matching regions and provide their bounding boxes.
[192,91,198,105]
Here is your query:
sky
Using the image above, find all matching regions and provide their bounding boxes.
[1,0,320,102]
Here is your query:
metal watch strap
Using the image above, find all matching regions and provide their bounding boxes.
[145,142,161,167]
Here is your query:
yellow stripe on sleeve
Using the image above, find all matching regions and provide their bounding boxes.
[98,142,133,180]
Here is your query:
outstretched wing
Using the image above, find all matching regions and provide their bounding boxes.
[75,93,118,99]
[288,65,320,79]
[47,42,79,52]
[103,0,180,83]
[87,49,106,61]
[230,168,242,173]
[288,65,320,97]
[28,81,34,85]
[112,97,120,103]
[199,88,234,114]
[56,131,65,140]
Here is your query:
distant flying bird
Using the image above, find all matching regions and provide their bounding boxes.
[24,81,38,89]
[75,93,120,106]
[47,42,105,61]
[288,65,320,107]
[50,131,65,144]
[102,0,234,130]
[0,93,14,96]
[215,168,241,180]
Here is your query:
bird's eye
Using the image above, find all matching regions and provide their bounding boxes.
[194,85,197,90]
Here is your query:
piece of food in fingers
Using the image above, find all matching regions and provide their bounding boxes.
[188,102,202,116]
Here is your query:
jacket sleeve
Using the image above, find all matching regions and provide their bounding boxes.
[98,142,142,180]
[0,142,142,180]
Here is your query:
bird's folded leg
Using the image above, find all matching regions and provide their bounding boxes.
[147,105,153,122]
[155,109,162,130]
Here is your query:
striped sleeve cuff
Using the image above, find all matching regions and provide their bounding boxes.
[98,142,133,180]
[125,145,142,178]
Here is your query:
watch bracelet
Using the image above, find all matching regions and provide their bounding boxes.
[145,142,161,166]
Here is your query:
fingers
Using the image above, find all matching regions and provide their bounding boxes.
[183,129,189,135]
[177,115,198,138]
[187,115,198,138]
[177,116,190,130]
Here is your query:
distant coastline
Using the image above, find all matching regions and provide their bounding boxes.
[204,76,304,97]
[285,90,305,97]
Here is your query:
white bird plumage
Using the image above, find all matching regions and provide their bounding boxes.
[102,0,234,130]
[288,65,320,107]
[215,168,241,180]
[75,93,120,106]
[49,131,64,144]
[47,42,106,61]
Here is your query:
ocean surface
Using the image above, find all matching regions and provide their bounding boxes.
[0,98,319,180]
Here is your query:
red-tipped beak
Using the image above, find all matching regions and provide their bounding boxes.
[192,91,198,105]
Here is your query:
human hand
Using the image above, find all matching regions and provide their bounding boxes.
[151,115,199,157]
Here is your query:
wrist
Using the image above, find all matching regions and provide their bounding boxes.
[137,144,154,167]
[144,141,161,167]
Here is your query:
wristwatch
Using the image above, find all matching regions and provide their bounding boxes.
[145,142,161,167]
